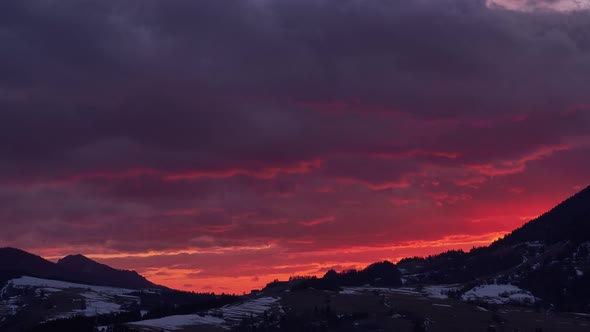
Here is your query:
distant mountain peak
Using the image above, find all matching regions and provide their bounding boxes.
[0,247,38,256]
[1,246,24,251]
[56,253,156,289]
[61,253,89,259]
[57,253,99,266]
[0,247,60,267]
[1,248,159,290]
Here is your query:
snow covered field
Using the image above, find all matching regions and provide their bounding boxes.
[130,296,281,331]
[214,296,280,322]
[340,286,419,296]
[462,284,537,304]
[422,285,461,299]
[339,283,538,305]
[130,314,225,330]
[1,276,140,320]
[340,285,461,300]
[7,276,136,296]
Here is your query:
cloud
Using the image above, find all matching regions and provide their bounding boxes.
[300,216,335,227]
[0,0,589,292]
[488,0,590,11]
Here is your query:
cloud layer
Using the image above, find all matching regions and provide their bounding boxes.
[1,0,590,293]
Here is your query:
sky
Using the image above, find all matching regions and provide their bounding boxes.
[1,0,590,294]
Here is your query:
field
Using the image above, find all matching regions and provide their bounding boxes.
[127,285,590,331]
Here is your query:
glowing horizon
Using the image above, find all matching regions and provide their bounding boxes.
[34,229,526,293]
[1,0,590,295]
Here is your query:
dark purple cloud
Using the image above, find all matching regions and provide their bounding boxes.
[0,0,589,293]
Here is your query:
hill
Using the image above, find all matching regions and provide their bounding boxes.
[0,248,158,290]
[0,251,237,332]
[499,185,590,245]
[0,248,64,283]
[397,185,590,311]
[57,254,155,289]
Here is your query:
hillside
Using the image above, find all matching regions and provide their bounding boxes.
[0,252,238,332]
[499,185,590,245]
[0,275,238,332]
[0,248,64,283]
[397,185,590,311]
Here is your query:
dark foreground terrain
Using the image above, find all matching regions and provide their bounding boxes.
[4,276,589,332]
[123,284,590,332]
[260,287,590,332]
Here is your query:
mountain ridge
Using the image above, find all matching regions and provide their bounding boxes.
[57,253,156,289]
[496,184,590,246]
[2,184,589,312]
[0,247,159,290]
[393,184,590,311]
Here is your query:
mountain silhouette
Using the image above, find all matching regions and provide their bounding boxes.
[0,248,158,289]
[0,247,63,282]
[57,254,156,289]
[397,184,590,310]
[498,185,590,245]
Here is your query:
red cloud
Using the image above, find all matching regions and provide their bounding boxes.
[300,216,335,227]
[164,160,323,181]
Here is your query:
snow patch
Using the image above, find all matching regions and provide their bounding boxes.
[213,296,280,322]
[132,296,281,330]
[130,314,225,330]
[422,285,461,299]
[462,284,536,304]
[340,286,419,296]
[571,312,590,317]
[339,285,460,299]
[9,276,136,295]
